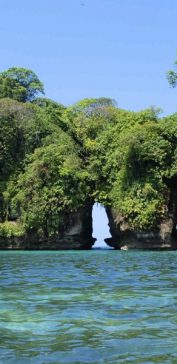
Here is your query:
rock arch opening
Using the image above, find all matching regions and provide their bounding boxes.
[92,203,113,249]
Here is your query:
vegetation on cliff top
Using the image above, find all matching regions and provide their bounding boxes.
[0,65,177,240]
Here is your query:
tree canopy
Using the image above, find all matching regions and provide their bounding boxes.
[1,66,177,241]
[167,55,177,88]
[0,67,44,102]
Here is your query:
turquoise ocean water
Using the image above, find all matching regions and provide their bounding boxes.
[0,250,177,363]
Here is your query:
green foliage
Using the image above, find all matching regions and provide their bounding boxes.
[111,180,166,230]
[1,67,177,238]
[0,221,25,238]
[0,96,76,223]
[8,140,91,238]
[110,120,177,228]
[167,55,177,88]
[167,70,177,87]
[0,106,19,179]
[67,97,117,115]
[0,67,44,102]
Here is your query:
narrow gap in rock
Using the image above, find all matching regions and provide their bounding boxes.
[92,203,112,249]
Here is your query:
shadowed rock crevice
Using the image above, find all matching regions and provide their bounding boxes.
[104,207,120,249]
[2,197,177,250]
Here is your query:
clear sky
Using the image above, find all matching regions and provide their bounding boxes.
[92,204,111,248]
[1,0,177,246]
[1,0,177,115]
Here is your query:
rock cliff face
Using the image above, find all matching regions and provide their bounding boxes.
[105,203,177,250]
[104,207,119,249]
[0,204,96,250]
[1,195,177,250]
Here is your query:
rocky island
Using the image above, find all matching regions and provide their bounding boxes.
[1,67,177,250]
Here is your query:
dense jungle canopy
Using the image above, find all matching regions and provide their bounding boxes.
[0,66,177,242]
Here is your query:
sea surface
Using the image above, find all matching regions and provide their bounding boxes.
[0,250,177,363]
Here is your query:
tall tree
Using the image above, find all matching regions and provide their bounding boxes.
[0,67,44,102]
[167,57,177,87]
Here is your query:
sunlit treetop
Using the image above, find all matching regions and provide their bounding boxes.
[167,57,177,88]
[0,67,44,102]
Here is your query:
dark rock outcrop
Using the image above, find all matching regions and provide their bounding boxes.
[104,207,119,249]
[2,193,177,250]
[0,204,96,250]
[105,206,177,250]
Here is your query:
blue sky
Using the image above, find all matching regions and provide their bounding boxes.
[1,0,177,115]
[1,0,177,245]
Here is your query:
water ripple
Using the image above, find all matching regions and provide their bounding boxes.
[0,250,177,363]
